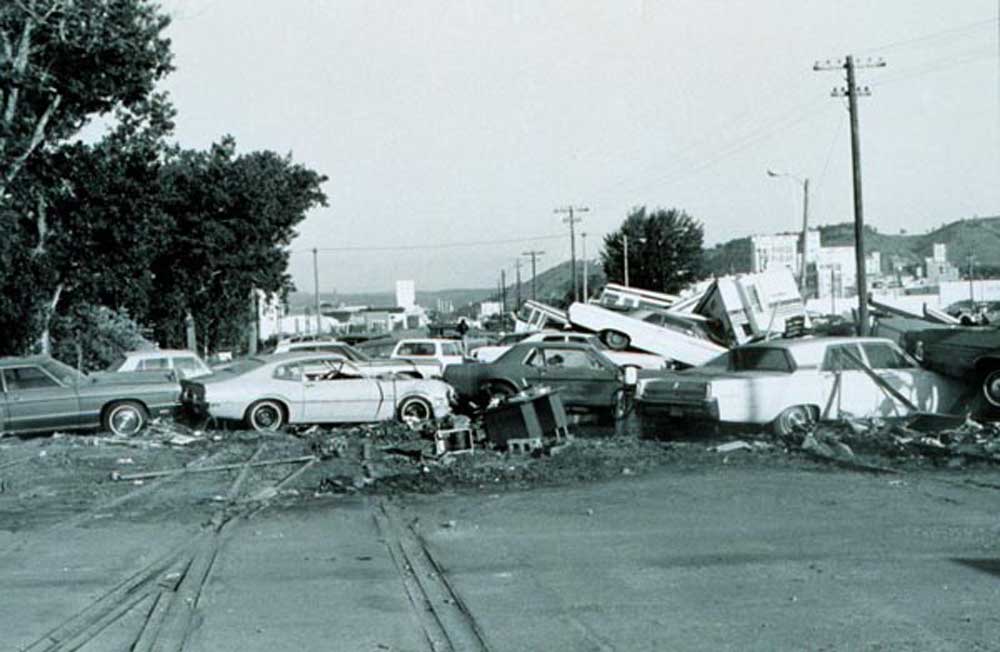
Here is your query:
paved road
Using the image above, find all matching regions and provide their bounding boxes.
[3,466,999,650]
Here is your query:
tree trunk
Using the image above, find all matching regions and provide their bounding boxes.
[38,282,63,356]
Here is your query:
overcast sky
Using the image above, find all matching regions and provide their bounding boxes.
[157,0,1000,294]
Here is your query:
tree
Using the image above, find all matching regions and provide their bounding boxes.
[147,137,328,352]
[600,207,704,294]
[0,0,173,354]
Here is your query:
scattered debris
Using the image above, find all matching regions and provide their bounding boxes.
[712,440,753,453]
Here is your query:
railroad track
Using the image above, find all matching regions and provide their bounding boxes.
[373,498,492,652]
[17,444,317,652]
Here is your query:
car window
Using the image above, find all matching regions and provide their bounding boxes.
[525,349,546,368]
[545,348,603,370]
[703,352,731,369]
[172,357,202,374]
[541,335,564,342]
[821,344,866,371]
[138,358,170,370]
[273,363,301,381]
[398,342,435,356]
[441,343,463,356]
[107,355,128,371]
[642,313,664,325]
[731,347,794,373]
[862,342,916,370]
[3,366,61,390]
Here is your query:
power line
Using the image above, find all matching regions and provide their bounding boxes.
[857,17,998,55]
[293,233,564,254]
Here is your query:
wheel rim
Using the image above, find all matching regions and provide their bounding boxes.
[252,404,282,430]
[782,407,811,432]
[606,332,628,349]
[110,406,142,436]
[401,400,430,422]
[984,371,1000,406]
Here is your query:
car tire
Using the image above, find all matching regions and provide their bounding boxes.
[103,400,149,437]
[771,405,815,437]
[246,400,286,432]
[398,396,434,424]
[600,330,631,351]
[481,381,518,404]
[982,369,1000,407]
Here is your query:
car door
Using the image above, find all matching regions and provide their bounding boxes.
[859,341,932,414]
[819,344,881,418]
[1,365,81,432]
[300,359,383,422]
[536,347,618,407]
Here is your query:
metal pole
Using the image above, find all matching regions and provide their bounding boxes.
[312,247,322,335]
[568,209,578,301]
[582,233,588,300]
[623,234,630,287]
[846,55,870,336]
[515,258,522,308]
[800,178,810,296]
[500,269,507,315]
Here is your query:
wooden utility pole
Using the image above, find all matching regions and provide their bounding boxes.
[522,250,544,301]
[312,247,322,335]
[581,232,589,301]
[815,55,885,335]
[554,206,588,302]
[515,258,522,308]
[500,269,507,315]
[968,254,977,304]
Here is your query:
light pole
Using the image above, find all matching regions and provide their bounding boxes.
[767,170,810,296]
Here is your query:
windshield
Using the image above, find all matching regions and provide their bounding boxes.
[106,355,128,372]
[43,358,87,382]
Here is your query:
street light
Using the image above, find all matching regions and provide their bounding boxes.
[767,169,810,295]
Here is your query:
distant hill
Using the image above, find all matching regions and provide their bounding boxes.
[705,215,1000,276]
[288,287,494,312]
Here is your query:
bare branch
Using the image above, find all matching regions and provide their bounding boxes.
[3,92,61,187]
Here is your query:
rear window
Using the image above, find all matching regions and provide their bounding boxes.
[223,358,267,374]
[862,342,915,370]
[398,342,436,356]
[138,357,169,370]
[441,343,463,356]
[730,347,794,372]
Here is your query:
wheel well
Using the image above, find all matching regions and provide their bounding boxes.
[480,379,518,393]
[974,356,1000,377]
[101,399,149,422]
[244,398,290,423]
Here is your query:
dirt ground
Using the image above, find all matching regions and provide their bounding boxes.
[2,414,999,650]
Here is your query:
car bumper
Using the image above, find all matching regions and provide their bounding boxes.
[636,397,720,421]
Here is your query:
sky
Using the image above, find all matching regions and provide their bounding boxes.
[154,0,1000,294]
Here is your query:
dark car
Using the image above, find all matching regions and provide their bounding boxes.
[444,341,648,412]
[901,326,1000,407]
[0,356,181,437]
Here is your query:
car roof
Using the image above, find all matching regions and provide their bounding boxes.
[0,355,54,367]
[125,349,200,358]
[741,336,893,351]
[509,341,595,352]
[260,351,349,363]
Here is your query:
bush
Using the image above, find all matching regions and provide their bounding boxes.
[50,305,152,372]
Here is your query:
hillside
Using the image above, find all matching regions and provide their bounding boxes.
[705,215,1000,276]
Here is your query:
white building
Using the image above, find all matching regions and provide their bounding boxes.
[396,280,416,309]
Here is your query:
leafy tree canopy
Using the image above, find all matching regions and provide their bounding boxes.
[600,207,705,295]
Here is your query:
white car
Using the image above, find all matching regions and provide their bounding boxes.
[108,349,213,379]
[471,331,669,370]
[636,336,966,435]
[390,339,465,371]
[181,352,453,431]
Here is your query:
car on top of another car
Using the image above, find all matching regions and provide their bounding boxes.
[469,330,669,369]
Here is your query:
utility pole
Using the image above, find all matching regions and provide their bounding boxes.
[500,269,507,316]
[815,54,885,335]
[766,170,810,295]
[522,250,544,301]
[623,234,630,287]
[515,258,522,308]
[554,205,589,302]
[581,232,589,301]
[312,247,322,335]
[968,254,977,304]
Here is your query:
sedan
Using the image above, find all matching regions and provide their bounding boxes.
[444,341,658,412]
[181,352,454,431]
[0,356,180,437]
[636,336,967,436]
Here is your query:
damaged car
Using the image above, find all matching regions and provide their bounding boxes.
[636,337,967,436]
[181,352,453,431]
[901,326,1000,410]
[0,356,180,437]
